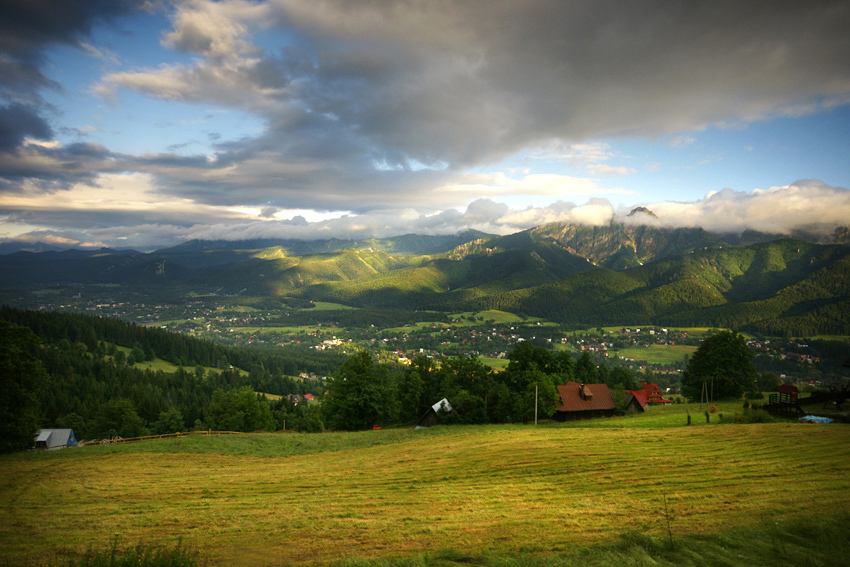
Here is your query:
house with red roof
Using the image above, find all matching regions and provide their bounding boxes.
[552,381,616,421]
[625,382,672,407]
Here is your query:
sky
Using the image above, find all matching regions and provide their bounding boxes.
[1,0,850,251]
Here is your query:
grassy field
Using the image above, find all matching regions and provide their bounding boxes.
[612,344,698,365]
[2,408,849,567]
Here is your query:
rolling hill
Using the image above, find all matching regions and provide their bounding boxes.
[1,223,848,334]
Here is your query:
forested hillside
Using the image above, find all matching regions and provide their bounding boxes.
[0,307,342,442]
[1,224,849,334]
[297,238,850,335]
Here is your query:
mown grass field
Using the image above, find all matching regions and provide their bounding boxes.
[2,406,849,567]
[613,344,699,365]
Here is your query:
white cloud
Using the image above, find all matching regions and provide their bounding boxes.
[668,135,696,148]
[586,164,636,177]
[643,180,850,236]
[163,0,271,59]
[4,179,849,250]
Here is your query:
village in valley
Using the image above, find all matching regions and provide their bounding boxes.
[13,287,836,391]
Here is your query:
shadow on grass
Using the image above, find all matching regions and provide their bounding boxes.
[333,513,850,567]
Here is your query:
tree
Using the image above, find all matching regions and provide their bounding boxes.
[152,407,185,434]
[0,319,50,453]
[91,398,148,439]
[56,412,87,440]
[609,366,639,390]
[206,387,276,432]
[322,351,399,431]
[681,331,758,400]
[503,343,561,423]
[513,369,559,423]
[397,366,425,424]
[756,372,783,393]
[574,351,597,383]
[437,357,493,424]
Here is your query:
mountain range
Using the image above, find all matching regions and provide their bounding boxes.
[1,221,848,335]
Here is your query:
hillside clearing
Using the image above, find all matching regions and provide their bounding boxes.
[2,421,848,567]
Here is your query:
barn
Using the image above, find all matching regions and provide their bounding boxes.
[552,382,616,421]
[621,392,645,414]
[34,429,77,450]
[415,398,452,428]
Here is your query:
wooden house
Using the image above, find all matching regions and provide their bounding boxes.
[552,382,615,421]
[621,392,645,414]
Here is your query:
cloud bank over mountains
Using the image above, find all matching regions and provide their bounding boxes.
[1,1,850,250]
[8,179,848,251]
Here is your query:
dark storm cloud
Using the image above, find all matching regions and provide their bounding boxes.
[0,0,143,155]
[0,103,53,152]
[88,0,850,213]
[270,0,850,167]
[0,0,143,98]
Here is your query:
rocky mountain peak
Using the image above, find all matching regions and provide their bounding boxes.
[628,206,658,218]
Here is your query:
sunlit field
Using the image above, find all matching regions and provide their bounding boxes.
[2,406,848,567]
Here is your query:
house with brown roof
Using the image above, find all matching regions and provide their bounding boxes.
[552,381,616,421]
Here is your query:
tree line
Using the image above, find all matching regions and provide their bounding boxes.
[1,308,788,453]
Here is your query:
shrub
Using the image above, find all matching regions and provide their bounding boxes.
[720,408,775,424]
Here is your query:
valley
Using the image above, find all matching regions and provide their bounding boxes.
[2,221,848,386]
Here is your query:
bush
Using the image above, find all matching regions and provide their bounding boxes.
[720,408,775,424]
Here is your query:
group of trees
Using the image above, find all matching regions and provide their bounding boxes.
[680,331,759,400]
[321,341,644,431]
[0,303,824,452]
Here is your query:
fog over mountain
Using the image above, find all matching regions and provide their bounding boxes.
[4,179,847,252]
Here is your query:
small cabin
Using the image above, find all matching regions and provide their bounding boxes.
[34,429,77,450]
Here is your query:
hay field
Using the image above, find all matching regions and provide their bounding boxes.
[2,419,849,566]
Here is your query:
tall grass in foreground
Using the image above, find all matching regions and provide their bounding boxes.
[336,513,850,567]
[16,513,847,567]
[62,539,199,567]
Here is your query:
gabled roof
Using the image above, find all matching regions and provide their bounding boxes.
[625,382,672,406]
[556,381,615,412]
[34,429,77,449]
[623,392,645,412]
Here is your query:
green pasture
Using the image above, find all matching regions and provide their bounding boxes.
[218,325,319,335]
[2,416,848,567]
[612,344,698,365]
[309,301,358,311]
[449,310,542,325]
[480,356,510,371]
[111,347,249,377]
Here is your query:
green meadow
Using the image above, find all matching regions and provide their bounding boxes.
[2,404,849,567]
[613,344,699,365]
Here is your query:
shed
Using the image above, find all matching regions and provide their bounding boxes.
[622,392,645,414]
[553,382,616,421]
[415,398,452,428]
[34,429,77,450]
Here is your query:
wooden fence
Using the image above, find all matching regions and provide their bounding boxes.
[74,430,243,448]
